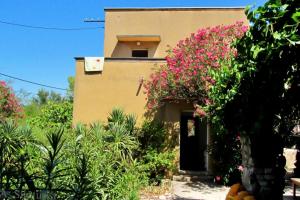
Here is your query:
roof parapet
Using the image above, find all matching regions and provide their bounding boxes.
[104,7,245,12]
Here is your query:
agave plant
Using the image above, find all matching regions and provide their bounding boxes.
[107,108,137,135]
[107,108,125,126]
[125,114,137,135]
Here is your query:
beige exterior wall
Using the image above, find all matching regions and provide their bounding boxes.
[73,8,247,173]
[73,59,164,125]
[104,8,248,58]
[73,8,247,125]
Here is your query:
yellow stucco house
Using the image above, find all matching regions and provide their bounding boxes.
[73,7,247,173]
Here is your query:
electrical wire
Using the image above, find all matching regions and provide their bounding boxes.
[0,19,104,31]
[0,72,68,91]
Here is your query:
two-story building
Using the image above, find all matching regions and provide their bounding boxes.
[73,7,247,173]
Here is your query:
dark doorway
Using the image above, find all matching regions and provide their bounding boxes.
[180,112,207,171]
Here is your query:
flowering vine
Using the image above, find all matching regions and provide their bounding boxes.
[144,21,248,115]
[0,80,23,121]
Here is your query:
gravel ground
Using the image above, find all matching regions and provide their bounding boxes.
[171,181,229,200]
[140,180,300,200]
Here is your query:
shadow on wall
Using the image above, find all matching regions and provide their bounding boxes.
[143,106,180,172]
[144,104,179,149]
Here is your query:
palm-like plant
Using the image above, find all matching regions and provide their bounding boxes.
[107,108,125,126]
[0,120,36,198]
[68,154,95,200]
[107,108,137,135]
[40,128,67,196]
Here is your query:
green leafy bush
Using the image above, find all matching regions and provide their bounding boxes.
[138,150,175,185]
[0,109,144,199]
[208,129,242,185]
[137,120,176,184]
[29,101,73,129]
[138,120,166,152]
[0,108,179,198]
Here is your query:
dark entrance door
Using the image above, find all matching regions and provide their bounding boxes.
[180,112,207,171]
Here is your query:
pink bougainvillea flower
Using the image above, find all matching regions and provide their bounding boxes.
[238,165,244,172]
[0,80,23,121]
[214,176,222,183]
[0,81,6,87]
[144,21,247,112]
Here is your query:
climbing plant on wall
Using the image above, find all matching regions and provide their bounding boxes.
[144,22,248,185]
[144,21,248,114]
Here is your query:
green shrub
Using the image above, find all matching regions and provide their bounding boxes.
[137,120,175,184]
[29,101,73,129]
[138,120,166,152]
[0,109,179,198]
[68,110,142,199]
[0,113,143,199]
[139,150,175,184]
[107,108,137,135]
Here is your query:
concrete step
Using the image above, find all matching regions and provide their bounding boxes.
[173,174,214,182]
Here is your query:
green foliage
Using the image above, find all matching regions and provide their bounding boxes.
[33,89,63,106]
[208,129,242,185]
[108,108,137,135]
[69,112,143,199]
[0,108,177,199]
[23,88,69,126]
[138,150,175,185]
[224,0,300,137]
[41,129,66,192]
[0,115,144,199]
[203,0,299,187]
[138,120,166,152]
[33,89,49,105]
[68,154,96,200]
[137,120,175,185]
[29,101,73,129]
[203,0,300,197]
[23,102,41,119]
[67,76,75,102]
[0,120,36,198]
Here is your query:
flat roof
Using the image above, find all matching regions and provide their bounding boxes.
[104,7,245,11]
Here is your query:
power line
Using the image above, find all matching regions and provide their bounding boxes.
[0,19,104,31]
[0,72,68,91]
[84,18,105,23]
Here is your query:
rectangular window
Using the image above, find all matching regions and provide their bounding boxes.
[132,50,148,58]
[187,119,195,137]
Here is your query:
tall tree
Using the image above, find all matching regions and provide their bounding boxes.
[224,0,300,199]
[33,89,49,105]
[33,89,63,105]
[67,76,75,102]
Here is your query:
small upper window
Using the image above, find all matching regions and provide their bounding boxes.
[132,50,148,58]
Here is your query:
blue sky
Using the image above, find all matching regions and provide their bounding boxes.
[0,0,267,100]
